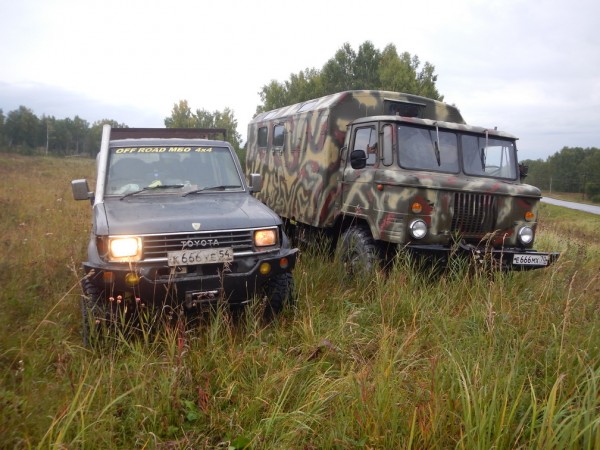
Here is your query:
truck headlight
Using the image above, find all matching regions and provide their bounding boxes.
[109,237,142,261]
[409,219,427,239]
[517,226,534,245]
[254,228,278,247]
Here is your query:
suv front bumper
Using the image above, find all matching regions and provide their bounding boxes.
[83,247,298,308]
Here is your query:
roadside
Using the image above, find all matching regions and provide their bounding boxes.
[541,191,599,206]
[541,196,600,215]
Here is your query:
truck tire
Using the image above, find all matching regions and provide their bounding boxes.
[263,272,295,318]
[338,225,382,277]
[80,279,110,347]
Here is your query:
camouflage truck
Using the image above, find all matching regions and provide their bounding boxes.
[72,126,297,343]
[246,90,559,273]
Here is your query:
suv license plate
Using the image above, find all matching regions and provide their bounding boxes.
[167,248,233,266]
[513,254,549,266]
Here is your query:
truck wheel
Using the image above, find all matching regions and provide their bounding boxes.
[263,272,295,318]
[80,279,110,347]
[338,226,382,277]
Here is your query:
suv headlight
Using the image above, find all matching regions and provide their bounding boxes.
[109,237,142,262]
[254,228,278,248]
[517,226,534,245]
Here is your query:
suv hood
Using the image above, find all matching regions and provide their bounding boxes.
[96,193,281,235]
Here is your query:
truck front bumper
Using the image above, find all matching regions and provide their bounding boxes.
[406,241,559,270]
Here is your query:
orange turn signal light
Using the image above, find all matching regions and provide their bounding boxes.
[525,211,535,221]
[411,202,423,214]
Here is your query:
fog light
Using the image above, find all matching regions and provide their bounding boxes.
[125,272,140,287]
[517,226,534,245]
[409,219,427,239]
[259,262,271,275]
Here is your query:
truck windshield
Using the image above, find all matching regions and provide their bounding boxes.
[398,125,459,173]
[105,146,243,196]
[461,135,518,179]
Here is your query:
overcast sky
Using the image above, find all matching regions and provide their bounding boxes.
[1,0,598,161]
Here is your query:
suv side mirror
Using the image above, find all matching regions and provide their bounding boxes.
[72,179,93,203]
[248,173,262,193]
[350,150,367,170]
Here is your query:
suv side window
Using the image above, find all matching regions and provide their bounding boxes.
[353,126,378,166]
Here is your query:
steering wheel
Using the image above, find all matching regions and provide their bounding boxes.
[484,165,501,175]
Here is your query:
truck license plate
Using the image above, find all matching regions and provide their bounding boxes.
[167,247,233,266]
[513,254,549,266]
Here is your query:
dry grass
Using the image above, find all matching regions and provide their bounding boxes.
[0,153,599,449]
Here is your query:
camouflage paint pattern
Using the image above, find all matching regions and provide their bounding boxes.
[246,90,548,253]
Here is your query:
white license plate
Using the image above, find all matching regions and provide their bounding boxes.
[513,254,549,266]
[167,247,233,266]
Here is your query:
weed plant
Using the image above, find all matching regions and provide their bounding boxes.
[0,154,599,449]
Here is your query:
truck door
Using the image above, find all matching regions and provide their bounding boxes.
[341,124,378,220]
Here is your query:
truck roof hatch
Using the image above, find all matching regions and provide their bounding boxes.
[384,98,426,118]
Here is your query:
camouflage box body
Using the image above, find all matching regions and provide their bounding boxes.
[246,90,558,269]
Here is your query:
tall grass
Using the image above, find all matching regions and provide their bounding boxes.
[0,153,599,449]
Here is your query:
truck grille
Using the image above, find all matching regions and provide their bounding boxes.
[451,192,497,234]
[142,229,255,260]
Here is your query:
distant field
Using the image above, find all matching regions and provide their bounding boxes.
[1,153,598,449]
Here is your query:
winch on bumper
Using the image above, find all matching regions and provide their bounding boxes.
[83,247,298,309]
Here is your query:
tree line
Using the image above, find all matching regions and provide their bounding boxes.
[521,147,600,201]
[0,105,242,158]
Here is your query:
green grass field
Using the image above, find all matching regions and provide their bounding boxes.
[1,153,599,449]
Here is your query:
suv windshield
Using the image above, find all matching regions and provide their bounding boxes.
[105,146,243,195]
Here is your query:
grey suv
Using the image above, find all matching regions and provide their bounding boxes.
[72,126,297,341]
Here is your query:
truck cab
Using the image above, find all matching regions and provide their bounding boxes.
[340,116,557,270]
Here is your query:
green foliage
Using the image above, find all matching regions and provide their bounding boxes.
[0,106,129,156]
[1,154,599,448]
[257,41,444,114]
[164,100,243,153]
[4,105,39,150]
[523,146,600,201]
[163,99,196,128]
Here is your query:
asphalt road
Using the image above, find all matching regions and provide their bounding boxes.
[541,197,600,215]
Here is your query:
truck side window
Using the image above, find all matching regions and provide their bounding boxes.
[353,127,378,166]
[273,124,285,148]
[257,127,268,148]
[382,125,393,166]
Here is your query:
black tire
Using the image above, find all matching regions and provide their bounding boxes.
[263,272,295,318]
[80,279,110,347]
[337,225,382,277]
